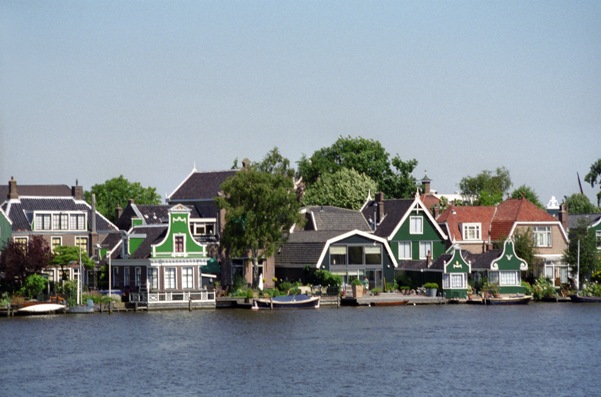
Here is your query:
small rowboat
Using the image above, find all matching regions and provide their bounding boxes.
[17,301,66,314]
[570,294,601,303]
[484,295,532,305]
[253,294,320,309]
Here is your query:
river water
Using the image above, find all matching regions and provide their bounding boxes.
[1,303,600,397]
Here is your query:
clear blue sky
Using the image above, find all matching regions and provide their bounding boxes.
[1,1,600,205]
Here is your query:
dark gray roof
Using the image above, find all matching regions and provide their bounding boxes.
[126,226,168,259]
[3,198,117,232]
[275,241,327,267]
[302,206,371,232]
[362,199,414,237]
[0,184,72,200]
[168,170,236,201]
[568,213,601,230]
[116,203,201,231]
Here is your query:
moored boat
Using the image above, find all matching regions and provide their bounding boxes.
[253,294,320,309]
[17,301,66,314]
[484,295,532,305]
[570,294,601,303]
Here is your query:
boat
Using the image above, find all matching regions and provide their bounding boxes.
[369,300,409,307]
[17,301,66,314]
[570,294,601,303]
[484,295,532,305]
[252,294,320,309]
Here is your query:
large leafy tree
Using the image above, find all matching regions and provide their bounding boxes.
[0,235,53,293]
[297,135,418,199]
[585,159,601,207]
[85,175,161,223]
[511,185,543,208]
[513,228,541,281]
[459,167,512,205]
[51,246,96,282]
[302,168,377,210]
[216,167,303,287]
[564,219,600,284]
[565,193,600,214]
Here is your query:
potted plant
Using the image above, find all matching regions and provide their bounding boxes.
[371,287,382,296]
[400,286,410,295]
[424,282,439,297]
[351,278,363,298]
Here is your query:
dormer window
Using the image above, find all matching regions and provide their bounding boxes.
[533,226,551,247]
[462,223,481,241]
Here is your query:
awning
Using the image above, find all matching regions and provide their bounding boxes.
[201,257,221,275]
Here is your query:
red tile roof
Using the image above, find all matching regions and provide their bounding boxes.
[437,206,496,242]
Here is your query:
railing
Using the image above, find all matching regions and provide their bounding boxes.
[129,289,216,304]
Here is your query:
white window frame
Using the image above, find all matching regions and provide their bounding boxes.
[443,273,466,289]
[398,241,411,260]
[533,226,552,248]
[182,267,194,289]
[165,267,176,289]
[596,230,601,250]
[499,270,519,286]
[410,216,423,235]
[148,268,159,290]
[174,234,185,254]
[419,241,433,259]
[35,213,52,230]
[70,214,87,231]
[462,223,481,241]
[51,237,62,252]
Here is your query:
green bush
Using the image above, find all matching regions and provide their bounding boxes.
[351,278,362,286]
[532,277,557,300]
[385,280,398,292]
[582,282,601,297]
[371,287,382,295]
[521,280,533,296]
[312,270,342,287]
[423,282,439,289]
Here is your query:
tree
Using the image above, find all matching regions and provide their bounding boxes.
[511,185,543,208]
[565,193,600,214]
[253,147,296,179]
[297,135,418,199]
[85,175,161,223]
[302,168,377,210]
[459,167,512,205]
[564,219,600,284]
[216,167,303,287]
[51,246,95,282]
[512,228,541,282]
[0,235,53,293]
[585,159,601,207]
[19,274,48,299]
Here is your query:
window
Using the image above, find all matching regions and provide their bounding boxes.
[135,267,141,287]
[193,223,215,235]
[533,226,551,247]
[462,223,481,240]
[419,241,433,259]
[51,237,61,252]
[330,246,347,265]
[365,246,382,265]
[174,235,184,253]
[35,214,52,230]
[165,268,176,289]
[182,267,194,289]
[596,230,601,250]
[112,267,119,288]
[124,267,130,287]
[348,246,363,265]
[149,268,158,290]
[70,214,86,230]
[443,273,466,289]
[52,213,69,230]
[410,216,423,234]
[75,237,88,252]
[398,241,411,259]
[499,271,518,286]
[14,237,28,247]
[488,271,499,285]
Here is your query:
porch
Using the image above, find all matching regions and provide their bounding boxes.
[129,289,216,310]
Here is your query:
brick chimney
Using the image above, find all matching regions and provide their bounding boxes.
[421,174,432,195]
[7,177,18,200]
[558,202,569,232]
[115,206,123,222]
[72,179,84,200]
[375,192,385,224]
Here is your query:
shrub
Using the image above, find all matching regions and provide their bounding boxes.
[532,277,556,300]
[423,282,439,289]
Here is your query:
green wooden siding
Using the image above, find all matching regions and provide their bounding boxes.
[390,209,446,261]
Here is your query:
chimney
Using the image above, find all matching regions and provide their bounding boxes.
[558,202,568,232]
[242,158,251,171]
[115,206,123,222]
[72,179,84,200]
[7,177,18,200]
[433,204,440,219]
[375,192,385,224]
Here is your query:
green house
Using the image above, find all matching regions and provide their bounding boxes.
[487,239,528,295]
[441,245,471,299]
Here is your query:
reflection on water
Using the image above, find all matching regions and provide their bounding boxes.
[1,304,601,396]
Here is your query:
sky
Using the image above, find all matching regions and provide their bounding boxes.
[1,1,600,206]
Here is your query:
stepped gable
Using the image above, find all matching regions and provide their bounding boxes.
[169,170,236,201]
[437,205,496,242]
[490,198,556,240]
